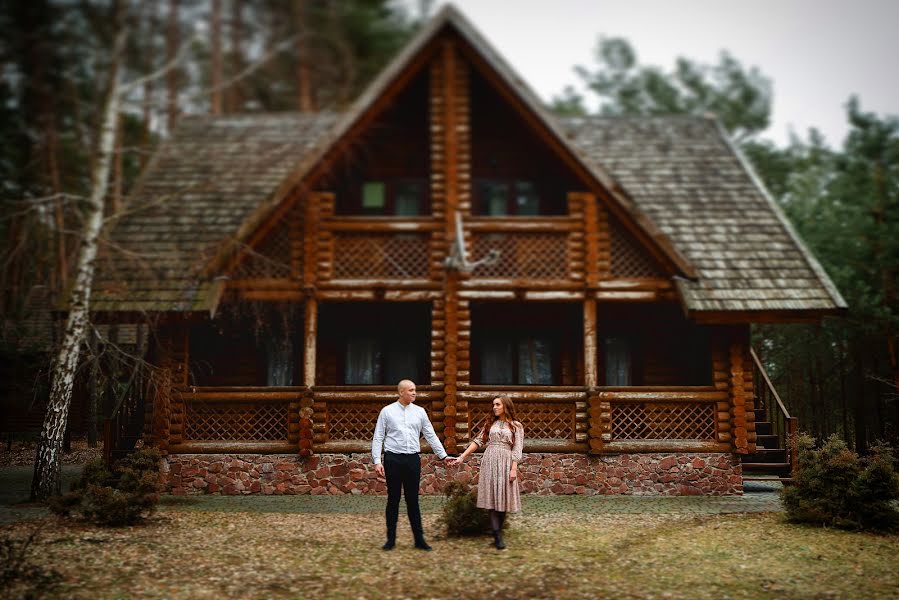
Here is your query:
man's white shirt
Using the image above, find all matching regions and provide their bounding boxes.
[371,401,448,465]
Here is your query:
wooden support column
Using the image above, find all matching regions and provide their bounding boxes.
[430,38,471,451]
[584,298,597,388]
[711,329,733,445]
[577,192,600,288]
[596,204,611,280]
[299,191,328,456]
[729,329,749,454]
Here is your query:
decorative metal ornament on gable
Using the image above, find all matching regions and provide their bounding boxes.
[444,213,501,272]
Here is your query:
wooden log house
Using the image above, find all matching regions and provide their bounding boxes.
[94,6,845,495]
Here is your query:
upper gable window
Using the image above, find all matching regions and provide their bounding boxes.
[358,179,428,216]
[476,179,540,216]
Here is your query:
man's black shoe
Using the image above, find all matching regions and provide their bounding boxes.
[382,540,396,551]
[413,540,433,551]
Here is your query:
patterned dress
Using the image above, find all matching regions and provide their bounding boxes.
[474,420,524,513]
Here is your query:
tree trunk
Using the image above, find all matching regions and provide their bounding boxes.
[854,350,867,454]
[227,0,244,113]
[210,0,223,114]
[294,0,313,111]
[31,28,127,502]
[166,0,180,132]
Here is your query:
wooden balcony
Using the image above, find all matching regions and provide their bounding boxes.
[155,384,730,456]
[590,387,732,454]
[167,387,303,454]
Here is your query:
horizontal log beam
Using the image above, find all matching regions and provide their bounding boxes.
[175,392,299,402]
[459,391,586,401]
[596,279,673,290]
[312,391,438,401]
[465,219,579,232]
[596,391,728,402]
[321,219,442,232]
[168,442,295,454]
[319,280,438,289]
[603,440,732,453]
[175,386,306,393]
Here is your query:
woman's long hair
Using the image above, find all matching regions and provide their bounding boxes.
[479,396,519,447]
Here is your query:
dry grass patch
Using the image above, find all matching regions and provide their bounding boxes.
[2,510,898,599]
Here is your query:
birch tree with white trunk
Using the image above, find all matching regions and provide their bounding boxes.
[30,26,129,501]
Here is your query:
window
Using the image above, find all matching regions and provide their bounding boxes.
[475,179,540,216]
[480,335,556,385]
[344,336,420,385]
[362,182,386,213]
[603,336,633,386]
[357,179,427,216]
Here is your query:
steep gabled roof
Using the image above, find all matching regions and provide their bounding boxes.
[93,113,337,313]
[564,115,846,316]
[93,5,846,320]
[216,3,694,280]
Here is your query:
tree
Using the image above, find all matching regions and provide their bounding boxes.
[31,22,128,500]
[552,37,772,142]
[552,37,898,449]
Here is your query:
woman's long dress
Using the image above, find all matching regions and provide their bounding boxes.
[474,420,524,513]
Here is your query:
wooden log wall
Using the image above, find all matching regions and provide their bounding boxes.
[430,38,472,450]
[711,331,733,446]
[728,326,756,453]
[149,367,172,455]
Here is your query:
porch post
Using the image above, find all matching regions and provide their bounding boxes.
[584,298,597,388]
[299,296,317,456]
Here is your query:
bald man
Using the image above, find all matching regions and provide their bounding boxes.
[372,379,452,551]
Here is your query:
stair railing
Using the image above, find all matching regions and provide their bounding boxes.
[750,347,798,473]
[103,365,144,465]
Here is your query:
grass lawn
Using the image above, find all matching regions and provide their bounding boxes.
[2,503,898,599]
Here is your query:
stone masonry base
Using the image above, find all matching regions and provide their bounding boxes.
[162,452,743,496]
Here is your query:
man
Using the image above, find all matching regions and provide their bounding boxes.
[372,379,452,551]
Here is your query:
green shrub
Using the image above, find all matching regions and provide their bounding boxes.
[783,434,899,531]
[440,482,490,537]
[50,448,162,527]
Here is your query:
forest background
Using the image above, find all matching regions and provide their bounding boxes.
[1,0,896,461]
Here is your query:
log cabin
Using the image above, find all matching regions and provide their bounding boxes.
[93,5,846,495]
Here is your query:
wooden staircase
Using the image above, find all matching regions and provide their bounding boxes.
[743,348,797,484]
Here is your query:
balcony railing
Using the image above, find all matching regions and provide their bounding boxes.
[592,387,731,453]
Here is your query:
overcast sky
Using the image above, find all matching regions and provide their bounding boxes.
[403,0,899,148]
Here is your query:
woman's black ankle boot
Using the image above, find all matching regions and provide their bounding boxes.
[493,529,506,550]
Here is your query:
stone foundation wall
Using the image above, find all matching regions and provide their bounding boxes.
[162,452,743,496]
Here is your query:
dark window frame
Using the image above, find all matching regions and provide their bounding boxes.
[477,332,560,385]
[473,178,543,216]
[350,177,431,216]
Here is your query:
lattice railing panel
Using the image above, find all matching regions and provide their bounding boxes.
[327,402,432,441]
[469,402,575,440]
[471,233,569,279]
[232,220,292,279]
[184,402,289,441]
[331,233,430,279]
[609,219,665,278]
[610,402,715,440]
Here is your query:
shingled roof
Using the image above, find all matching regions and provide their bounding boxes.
[93,113,337,313]
[93,5,845,319]
[562,115,846,314]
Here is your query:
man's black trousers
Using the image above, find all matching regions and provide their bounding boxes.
[384,451,424,541]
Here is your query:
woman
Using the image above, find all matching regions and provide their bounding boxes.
[449,396,524,549]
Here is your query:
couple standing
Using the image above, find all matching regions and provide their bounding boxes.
[371,379,524,550]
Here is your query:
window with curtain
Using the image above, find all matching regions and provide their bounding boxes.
[603,336,633,386]
[344,337,420,385]
[480,335,556,385]
[474,179,541,216]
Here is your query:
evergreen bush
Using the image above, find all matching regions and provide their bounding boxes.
[783,434,899,531]
[439,482,490,537]
[49,448,162,526]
